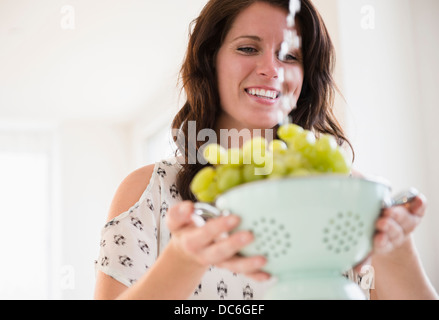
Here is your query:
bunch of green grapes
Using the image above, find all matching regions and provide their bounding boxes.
[190,124,352,203]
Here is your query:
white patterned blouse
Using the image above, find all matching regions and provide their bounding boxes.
[95,156,369,300]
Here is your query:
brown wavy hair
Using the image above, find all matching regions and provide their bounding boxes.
[171,0,353,201]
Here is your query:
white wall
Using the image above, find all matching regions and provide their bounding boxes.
[336,0,438,290]
[409,0,439,290]
[54,95,179,299]
[57,120,133,299]
[313,0,347,127]
[0,0,204,300]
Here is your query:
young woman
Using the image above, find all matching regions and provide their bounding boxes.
[94,0,438,300]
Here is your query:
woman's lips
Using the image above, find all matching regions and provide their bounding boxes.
[245,87,280,105]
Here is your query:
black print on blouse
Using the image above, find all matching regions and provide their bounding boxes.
[243,284,254,300]
[146,198,154,211]
[129,203,140,214]
[138,240,150,254]
[131,217,143,231]
[160,201,169,218]
[217,280,228,299]
[157,167,166,178]
[114,234,126,246]
[162,160,172,166]
[104,220,119,228]
[194,283,202,295]
[100,239,106,247]
[100,256,109,267]
[343,271,364,288]
[154,227,158,240]
[119,255,133,267]
[170,183,179,199]
[129,279,137,285]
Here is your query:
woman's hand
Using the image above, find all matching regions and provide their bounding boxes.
[373,193,427,255]
[166,201,271,281]
[351,167,428,273]
[351,170,427,258]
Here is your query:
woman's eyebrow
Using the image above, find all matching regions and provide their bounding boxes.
[232,35,262,42]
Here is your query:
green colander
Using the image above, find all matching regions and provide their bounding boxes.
[194,175,418,300]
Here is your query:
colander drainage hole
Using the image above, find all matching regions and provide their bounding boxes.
[323,211,366,254]
[251,217,291,259]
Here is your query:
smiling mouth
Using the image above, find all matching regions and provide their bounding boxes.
[245,88,280,100]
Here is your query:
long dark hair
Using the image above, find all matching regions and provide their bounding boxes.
[171,0,353,201]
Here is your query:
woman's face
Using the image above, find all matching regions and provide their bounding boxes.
[216,2,304,132]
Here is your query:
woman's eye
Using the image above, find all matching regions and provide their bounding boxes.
[237,47,258,54]
[280,53,298,62]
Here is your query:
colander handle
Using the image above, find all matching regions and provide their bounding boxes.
[384,187,420,208]
[192,202,231,227]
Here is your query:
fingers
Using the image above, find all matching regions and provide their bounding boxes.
[372,194,427,255]
[181,215,242,255]
[381,195,425,235]
[373,232,393,254]
[377,211,407,237]
[409,194,427,217]
[199,230,254,265]
[246,271,272,282]
[166,202,268,277]
[166,201,195,233]
[193,227,270,280]
[216,255,270,281]
[374,217,405,254]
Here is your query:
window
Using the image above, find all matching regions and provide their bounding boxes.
[0,129,54,299]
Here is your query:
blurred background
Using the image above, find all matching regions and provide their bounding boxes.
[0,0,437,299]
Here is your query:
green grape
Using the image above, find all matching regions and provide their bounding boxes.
[190,166,216,194]
[316,134,338,154]
[225,147,243,166]
[305,135,332,172]
[203,144,227,165]
[242,163,265,183]
[282,149,304,172]
[192,124,352,200]
[216,165,243,193]
[268,156,288,178]
[254,151,274,176]
[196,180,219,203]
[268,139,288,153]
[288,168,316,177]
[242,137,267,166]
[327,148,351,174]
[277,123,304,143]
[290,130,316,152]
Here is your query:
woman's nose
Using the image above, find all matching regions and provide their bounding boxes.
[256,53,279,79]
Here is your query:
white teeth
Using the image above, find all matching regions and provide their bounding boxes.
[247,88,279,99]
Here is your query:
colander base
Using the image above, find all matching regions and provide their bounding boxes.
[264,274,366,300]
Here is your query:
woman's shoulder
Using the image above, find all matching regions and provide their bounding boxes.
[106,164,156,222]
[105,156,183,222]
